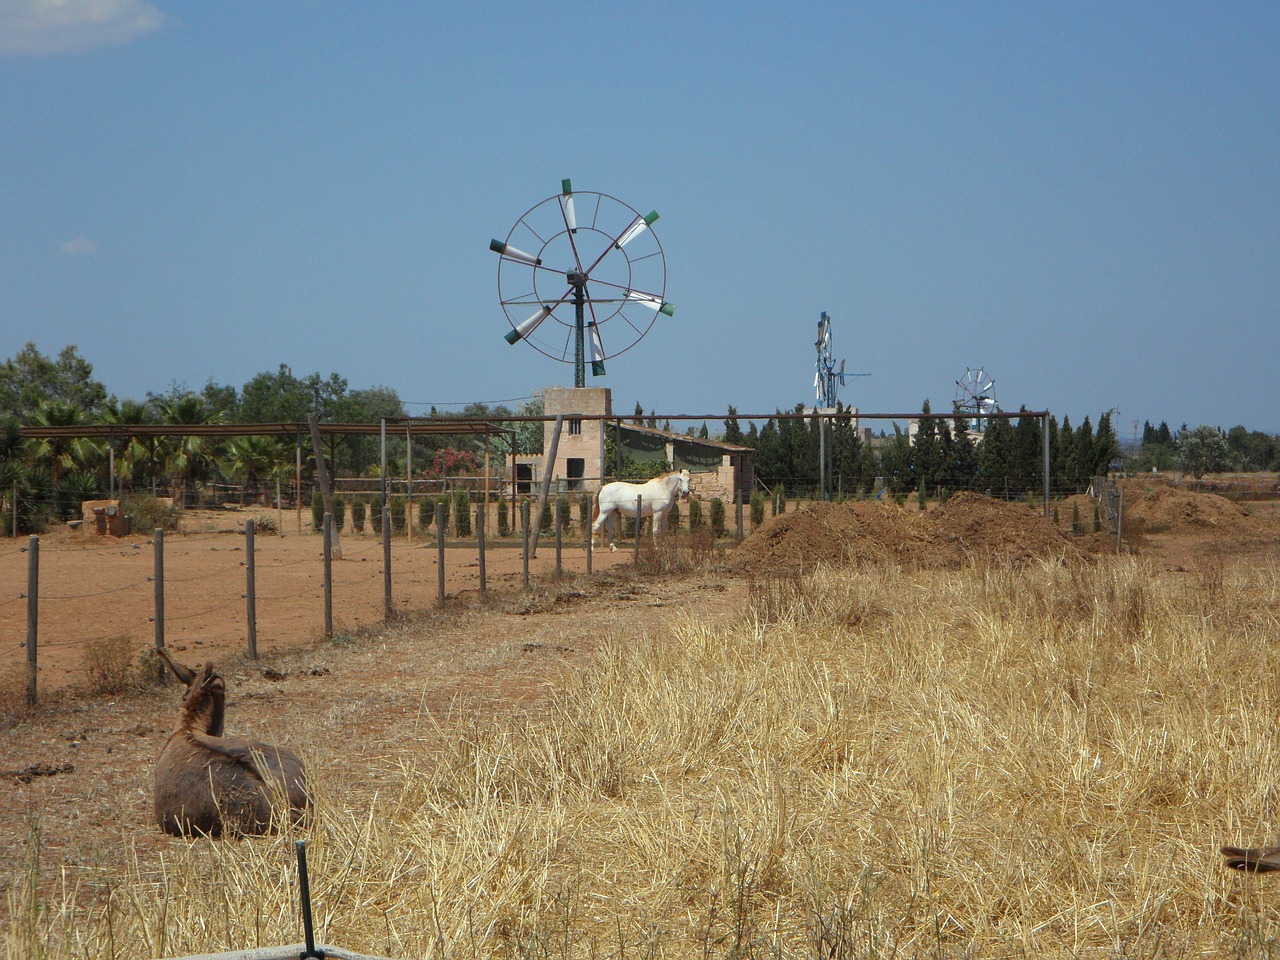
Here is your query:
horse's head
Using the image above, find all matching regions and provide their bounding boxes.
[677,469,692,499]
[161,650,226,737]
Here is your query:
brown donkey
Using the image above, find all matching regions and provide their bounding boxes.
[1222,844,1280,872]
[154,651,309,837]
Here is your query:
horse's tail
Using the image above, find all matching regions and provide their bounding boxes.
[591,498,600,524]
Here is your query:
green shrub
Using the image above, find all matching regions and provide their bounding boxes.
[122,495,181,533]
[369,497,384,534]
[437,494,451,532]
[668,500,680,531]
[390,497,406,533]
[750,490,765,529]
[578,493,592,532]
[688,497,704,530]
[774,483,787,515]
[351,497,366,532]
[332,495,346,531]
[497,497,510,537]
[709,497,725,537]
[454,491,471,537]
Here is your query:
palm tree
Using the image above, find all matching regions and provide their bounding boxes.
[101,397,153,494]
[222,436,287,504]
[159,394,219,506]
[28,401,102,488]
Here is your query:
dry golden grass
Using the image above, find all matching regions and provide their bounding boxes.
[8,555,1280,958]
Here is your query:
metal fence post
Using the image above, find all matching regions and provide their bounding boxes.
[26,535,38,706]
[634,493,642,564]
[153,528,165,678]
[554,497,563,577]
[382,508,392,622]
[521,500,530,591]
[245,518,258,659]
[436,502,446,607]
[477,504,487,595]
[323,513,333,640]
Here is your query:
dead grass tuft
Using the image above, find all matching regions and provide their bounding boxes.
[79,634,142,695]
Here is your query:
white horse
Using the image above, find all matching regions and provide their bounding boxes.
[592,469,692,551]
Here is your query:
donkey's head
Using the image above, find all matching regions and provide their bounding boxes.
[158,650,226,737]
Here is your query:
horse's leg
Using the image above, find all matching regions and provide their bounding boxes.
[592,505,613,550]
[654,506,668,539]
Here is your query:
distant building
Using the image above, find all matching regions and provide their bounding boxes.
[510,387,754,501]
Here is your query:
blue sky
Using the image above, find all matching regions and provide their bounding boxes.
[2,1,1277,434]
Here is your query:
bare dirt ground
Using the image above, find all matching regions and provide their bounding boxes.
[3,479,1279,910]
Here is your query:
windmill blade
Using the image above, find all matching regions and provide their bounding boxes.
[504,305,553,345]
[624,289,676,316]
[615,210,659,248]
[489,239,542,266]
[561,179,577,233]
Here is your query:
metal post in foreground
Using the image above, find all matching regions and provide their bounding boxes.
[436,502,446,607]
[153,528,166,678]
[521,500,530,591]
[1116,487,1125,552]
[26,535,38,706]
[477,505,487,594]
[245,519,258,659]
[586,511,593,575]
[382,508,392,622]
[322,513,333,640]
[633,494,642,564]
[1042,412,1052,519]
[554,497,563,577]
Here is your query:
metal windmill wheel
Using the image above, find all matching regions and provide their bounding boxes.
[955,366,999,431]
[490,180,674,387]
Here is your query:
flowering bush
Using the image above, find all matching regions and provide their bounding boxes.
[423,447,481,479]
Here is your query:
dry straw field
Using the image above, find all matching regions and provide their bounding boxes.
[4,477,1280,959]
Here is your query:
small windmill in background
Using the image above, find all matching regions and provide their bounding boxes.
[814,311,867,409]
[812,311,869,502]
[954,367,999,432]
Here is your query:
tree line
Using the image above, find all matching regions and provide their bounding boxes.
[2,343,1276,532]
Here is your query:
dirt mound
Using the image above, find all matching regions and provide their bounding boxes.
[733,493,1076,574]
[1118,478,1254,535]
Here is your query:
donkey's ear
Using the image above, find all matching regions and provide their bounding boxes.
[157,648,197,686]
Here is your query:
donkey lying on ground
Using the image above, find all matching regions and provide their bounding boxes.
[154,650,309,837]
